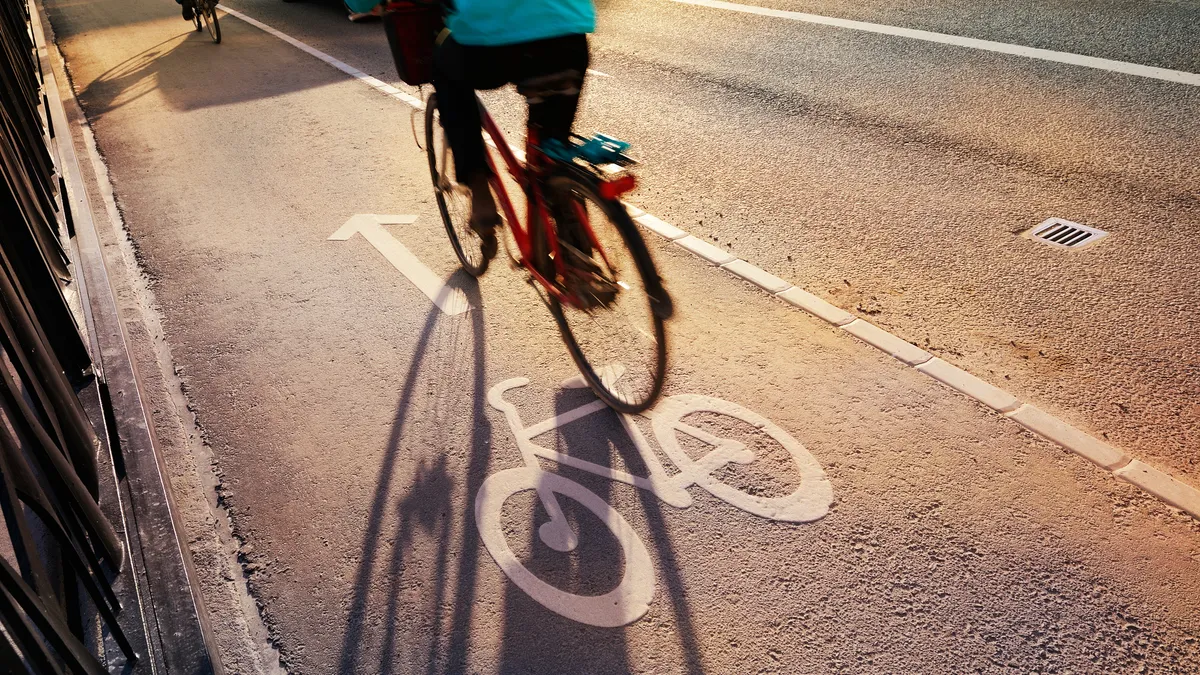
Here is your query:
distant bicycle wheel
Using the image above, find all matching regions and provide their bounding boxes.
[547,175,669,414]
[425,94,490,277]
[202,3,221,43]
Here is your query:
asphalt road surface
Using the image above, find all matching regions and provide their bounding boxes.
[44,0,1200,672]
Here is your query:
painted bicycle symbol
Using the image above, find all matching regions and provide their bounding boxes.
[475,375,833,627]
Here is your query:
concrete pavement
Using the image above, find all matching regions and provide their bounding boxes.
[43,0,1200,671]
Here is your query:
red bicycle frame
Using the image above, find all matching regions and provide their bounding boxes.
[478,105,629,308]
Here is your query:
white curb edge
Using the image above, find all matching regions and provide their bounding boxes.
[722,259,791,293]
[675,235,736,265]
[916,358,1020,413]
[218,5,1200,521]
[634,212,687,240]
[1115,461,1200,520]
[841,319,933,366]
[775,286,855,326]
[1005,405,1129,470]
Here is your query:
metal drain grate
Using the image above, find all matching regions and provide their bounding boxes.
[1026,218,1108,250]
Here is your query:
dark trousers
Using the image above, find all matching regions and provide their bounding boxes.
[432,33,590,183]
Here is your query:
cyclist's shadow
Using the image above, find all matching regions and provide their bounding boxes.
[337,268,703,674]
[494,386,706,674]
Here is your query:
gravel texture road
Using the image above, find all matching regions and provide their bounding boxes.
[44,0,1200,671]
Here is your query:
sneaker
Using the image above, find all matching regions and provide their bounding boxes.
[469,213,500,263]
[466,177,500,262]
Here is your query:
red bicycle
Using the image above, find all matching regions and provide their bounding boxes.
[424,80,672,413]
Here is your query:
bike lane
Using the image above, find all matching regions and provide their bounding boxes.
[213,0,1200,489]
[44,0,1200,672]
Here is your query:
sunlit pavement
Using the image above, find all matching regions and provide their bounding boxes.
[43,0,1200,671]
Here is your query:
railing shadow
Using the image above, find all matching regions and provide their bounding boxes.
[56,1,350,118]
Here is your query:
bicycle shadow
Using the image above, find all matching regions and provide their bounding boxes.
[336,271,493,674]
[335,270,704,673]
[492,387,707,674]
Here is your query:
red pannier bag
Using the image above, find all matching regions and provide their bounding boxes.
[382,1,444,86]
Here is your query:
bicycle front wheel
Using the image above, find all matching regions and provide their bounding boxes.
[548,175,669,414]
[202,3,221,43]
[425,94,489,277]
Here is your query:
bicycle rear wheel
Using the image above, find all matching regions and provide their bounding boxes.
[547,175,669,413]
[202,3,221,43]
[425,94,490,277]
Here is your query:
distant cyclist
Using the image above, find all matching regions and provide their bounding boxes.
[433,0,595,259]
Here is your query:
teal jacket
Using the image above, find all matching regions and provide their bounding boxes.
[447,0,596,46]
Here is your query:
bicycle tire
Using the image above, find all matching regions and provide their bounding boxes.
[204,4,220,43]
[474,466,654,627]
[546,175,669,414]
[425,94,489,277]
[193,6,202,31]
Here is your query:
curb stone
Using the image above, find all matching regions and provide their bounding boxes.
[841,319,933,366]
[1006,405,1129,470]
[1115,461,1200,519]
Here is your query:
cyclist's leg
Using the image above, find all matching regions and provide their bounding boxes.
[518,36,600,273]
[521,34,590,146]
[431,36,511,236]
[178,0,195,21]
[518,35,590,212]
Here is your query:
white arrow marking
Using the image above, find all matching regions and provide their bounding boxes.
[329,214,471,315]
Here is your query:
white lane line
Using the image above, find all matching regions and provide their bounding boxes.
[329,215,470,315]
[220,6,425,109]
[222,7,1200,520]
[587,69,612,78]
[667,0,1200,87]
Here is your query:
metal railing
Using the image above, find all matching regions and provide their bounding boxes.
[1,0,140,668]
[2,0,221,670]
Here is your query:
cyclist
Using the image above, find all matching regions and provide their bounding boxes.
[432,0,595,261]
[178,0,195,21]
